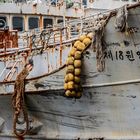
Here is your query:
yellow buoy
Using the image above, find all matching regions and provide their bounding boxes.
[79,34,86,42]
[67,65,74,73]
[74,60,82,68]
[65,90,71,97]
[64,35,86,98]
[74,68,81,76]
[67,73,74,81]
[83,37,91,47]
[67,81,74,90]
[74,84,79,90]
[65,75,68,83]
[69,47,77,56]
[74,51,81,60]
[74,76,81,83]
[66,57,74,65]
[71,90,76,97]
[76,42,86,51]
[64,83,68,90]
[74,40,81,47]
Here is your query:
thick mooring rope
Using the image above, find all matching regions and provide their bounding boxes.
[12,60,33,137]
[94,13,111,72]
[96,28,106,72]
[114,5,128,32]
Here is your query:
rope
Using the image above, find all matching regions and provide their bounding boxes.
[95,14,111,72]
[114,5,128,32]
[96,28,106,72]
[12,62,33,137]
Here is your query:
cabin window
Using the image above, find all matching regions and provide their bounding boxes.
[51,0,58,6]
[0,16,7,28]
[57,19,63,24]
[43,18,53,28]
[28,17,39,29]
[12,17,24,31]
[82,0,87,6]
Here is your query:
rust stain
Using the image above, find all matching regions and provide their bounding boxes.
[24,15,28,31]
[66,27,69,40]
[52,46,54,53]
[47,48,50,73]
[21,52,28,64]
[51,47,53,53]
[32,4,37,14]
[29,35,32,53]
[39,15,43,30]
[0,29,18,49]
[59,29,62,66]
[54,33,56,43]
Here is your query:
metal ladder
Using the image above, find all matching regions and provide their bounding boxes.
[0,60,20,82]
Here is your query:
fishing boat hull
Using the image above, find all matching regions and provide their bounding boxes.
[1,83,140,140]
[1,3,140,140]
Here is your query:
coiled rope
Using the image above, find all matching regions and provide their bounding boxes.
[12,60,33,137]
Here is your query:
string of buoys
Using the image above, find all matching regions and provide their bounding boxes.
[64,32,93,98]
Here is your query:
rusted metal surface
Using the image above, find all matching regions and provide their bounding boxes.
[59,29,63,66]
[0,26,76,82]
[0,29,18,49]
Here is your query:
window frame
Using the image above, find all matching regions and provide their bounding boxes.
[57,19,63,24]
[12,16,24,31]
[0,16,7,28]
[28,16,39,30]
[43,18,53,29]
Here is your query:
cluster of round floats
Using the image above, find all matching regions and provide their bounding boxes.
[64,32,93,98]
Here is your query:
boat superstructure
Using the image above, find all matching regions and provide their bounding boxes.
[0,0,84,31]
[0,0,85,83]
